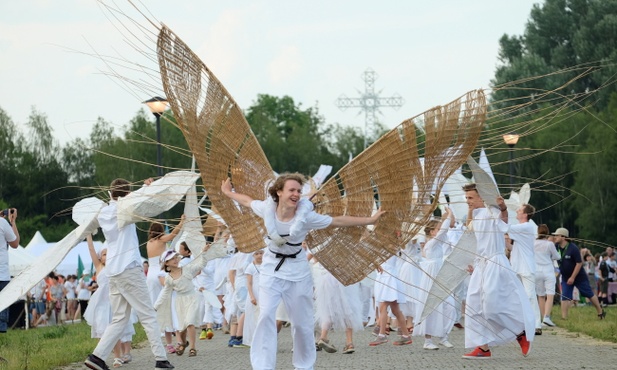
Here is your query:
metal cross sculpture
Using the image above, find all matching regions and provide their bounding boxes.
[335,68,404,148]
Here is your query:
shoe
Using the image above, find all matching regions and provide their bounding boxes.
[199,329,208,340]
[453,322,464,329]
[85,354,110,370]
[516,332,531,357]
[342,343,355,354]
[315,343,322,351]
[392,335,412,346]
[228,338,242,347]
[176,341,189,356]
[462,347,491,359]
[188,348,197,357]
[369,335,388,346]
[121,354,132,364]
[439,340,454,348]
[598,309,606,320]
[542,317,555,327]
[112,358,123,368]
[233,343,250,348]
[423,342,439,350]
[535,328,542,336]
[371,325,381,336]
[206,328,214,339]
[317,339,337,353]
[166,344,176,354]
[155,360,175,369]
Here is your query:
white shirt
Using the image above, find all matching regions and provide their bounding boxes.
[534,239,560,271]
[251,199,332,281]
[97,200,142,277]
[508,220,537,275]
[471,207,509,258]
[0,218,17,280]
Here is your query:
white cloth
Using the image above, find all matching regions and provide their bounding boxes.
[313,263,363,332]
[534,239,560,269]
[77,278,92,300]
[398,241,423,317]
[374,255,406,303]
[64,280,77,300]
[0,218,17,280]
[97,201,141,277]
[146,256,163,305]
[508,220,538,275]
[465,207,535,348]
[250,199,331,281]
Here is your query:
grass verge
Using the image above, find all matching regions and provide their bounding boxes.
[0,321,146,370]
[551,304,617,343]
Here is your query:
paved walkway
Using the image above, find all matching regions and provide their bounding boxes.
[65,318,617,370]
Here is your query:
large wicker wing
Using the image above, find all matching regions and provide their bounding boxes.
[156,26,273,252]
[308,90,486,285]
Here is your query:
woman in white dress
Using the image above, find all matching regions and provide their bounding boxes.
[146,215,185,353]
[155,243,225,357]
[242,249,264,346]
[84,235,134,368]
[414,208,456,350]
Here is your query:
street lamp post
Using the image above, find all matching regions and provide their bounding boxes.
[143,97,169,178]
[503,133,520,188]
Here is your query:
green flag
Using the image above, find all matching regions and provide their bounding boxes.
[77,254,84,279]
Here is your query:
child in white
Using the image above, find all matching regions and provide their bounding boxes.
[243,249,264,346]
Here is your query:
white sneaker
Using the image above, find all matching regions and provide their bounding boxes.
[423,342,439,350]
[543,317,555,327]
[439,339,454,348]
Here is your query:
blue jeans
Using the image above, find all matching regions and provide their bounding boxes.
[0,280,9,332]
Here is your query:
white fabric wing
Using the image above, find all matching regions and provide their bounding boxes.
[419,230,477,323]
[175,180,206,257]
[117,171,200,228]
[0,203,102,312]
[467,155,500,209]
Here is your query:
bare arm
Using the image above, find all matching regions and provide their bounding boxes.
[497,197,508,223]
[228,269,237,290]
[329,207,386,228]
[159,214,186,243]
[221,178,254,208]
[7,208,19,248]
[247,273,256,305]
[86,234,103,273]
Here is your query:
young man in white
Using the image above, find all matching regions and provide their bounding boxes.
[506,204,542,334]
[221,173,384,370]
[462,184,535,359]
[0,208,19,333]
[85,178,173,370]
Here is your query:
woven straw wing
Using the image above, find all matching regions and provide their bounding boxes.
[308,90,486,285]
[157,26,273,252]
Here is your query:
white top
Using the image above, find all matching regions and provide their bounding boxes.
[534,239,560,270]
[229,252,252,288]
[97,200,141,277]
[508,220,537,275]
[64,280,77,299]
[471,207,509,258]
[0,218,17,280]
[251,199,332,281]
[77,277,92,300]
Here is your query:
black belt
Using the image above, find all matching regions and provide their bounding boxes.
[269,248,303,271]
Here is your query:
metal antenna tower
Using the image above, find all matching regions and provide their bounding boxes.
[335,68,404,148]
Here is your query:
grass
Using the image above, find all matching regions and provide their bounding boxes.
[0,321,146,370]
[551,304,617,343]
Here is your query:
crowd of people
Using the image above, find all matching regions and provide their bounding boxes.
[3,173,614,370]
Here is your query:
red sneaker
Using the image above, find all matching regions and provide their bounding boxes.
[462,347,492,359]
[453,323,464,329]
[516,332,532,357]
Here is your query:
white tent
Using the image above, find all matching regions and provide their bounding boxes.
[25,230,47,249]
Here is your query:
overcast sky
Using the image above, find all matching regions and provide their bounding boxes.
[0,0,540,145]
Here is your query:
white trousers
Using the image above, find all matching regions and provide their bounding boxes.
[519,273,542,329]
[93,267,167,361]
[250,274,315,370]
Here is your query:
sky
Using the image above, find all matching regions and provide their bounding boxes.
[0,0,541,146]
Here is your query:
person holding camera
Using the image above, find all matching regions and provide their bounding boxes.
[0,207,20,333]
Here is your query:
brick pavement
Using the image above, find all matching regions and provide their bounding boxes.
[65,317,617,370]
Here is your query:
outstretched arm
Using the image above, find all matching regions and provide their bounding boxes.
[221,178,254,208]
[329,207,386,228]
[86,234,103,273]
[159,214,186,243]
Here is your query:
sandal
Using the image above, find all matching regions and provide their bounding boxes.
[342,343,355,354]
[175,341,189,356]
[112,358,123,368]
[188,348,197,357]
[598,309,606,319]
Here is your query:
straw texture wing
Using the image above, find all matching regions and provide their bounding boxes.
[157,26,274,252]
[308,91,487,284]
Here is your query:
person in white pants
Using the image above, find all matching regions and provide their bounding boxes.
[221,173,384,370]
[85,178,173,370]
[506,204,542,334]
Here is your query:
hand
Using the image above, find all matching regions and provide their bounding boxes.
[371,207,386,223]
[202,243,211,253]
[376,265,384,274]
[144,178,154,186]
[8,208,17,223]
[567,276,574,285]
[497,196,507,211]
[251,297,257,305]
[466,264,474,274]
[221,178,233,196]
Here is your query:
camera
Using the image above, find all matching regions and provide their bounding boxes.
[1,208,14,217]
